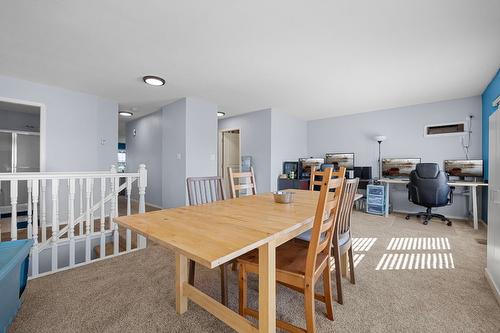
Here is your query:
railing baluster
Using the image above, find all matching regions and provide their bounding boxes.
[68,178,76,267]
[10,180,18,241]
[31,179,39,277]
[51,179,59,271]
[126,176,132,251]
[27,180,32,239]
[110,166,119,255]
[100,177,106,258]
[85,178,92,262]
[90,178,94,233]
[137,165,147,249]
[41,179,47,242]
[79,178,84,236]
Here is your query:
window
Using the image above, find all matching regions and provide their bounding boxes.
[424,122,466,137]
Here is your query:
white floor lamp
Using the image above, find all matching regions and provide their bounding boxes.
[374,135,387,179]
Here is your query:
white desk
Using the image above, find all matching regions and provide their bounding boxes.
[378,178,488,229]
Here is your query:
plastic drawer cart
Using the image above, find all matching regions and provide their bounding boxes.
[366,184,386,215]
[0,239,33,333]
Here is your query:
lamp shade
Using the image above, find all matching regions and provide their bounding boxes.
[374,135,387,142]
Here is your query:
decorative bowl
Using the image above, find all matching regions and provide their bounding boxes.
[273,191,295,204]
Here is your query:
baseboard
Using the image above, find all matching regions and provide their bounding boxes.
[485,268,500,306]
[129,198,163,210]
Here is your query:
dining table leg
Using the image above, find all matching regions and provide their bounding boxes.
[258,241,276,333]
[176,252,188,314]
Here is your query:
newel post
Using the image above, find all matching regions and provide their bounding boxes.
[138,164,147,249]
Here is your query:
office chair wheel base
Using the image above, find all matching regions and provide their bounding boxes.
[446,221,452,227]
[423,220,429,225]
[405,215,410,220]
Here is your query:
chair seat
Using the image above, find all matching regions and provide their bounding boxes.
[297,230,351,247]
[237,239,328,277]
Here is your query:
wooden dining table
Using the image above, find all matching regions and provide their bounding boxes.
[114,189,325,333]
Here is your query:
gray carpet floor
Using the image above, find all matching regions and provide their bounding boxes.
[10,212,500,332]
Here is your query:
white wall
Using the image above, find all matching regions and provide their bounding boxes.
[218,109,272,192]
[126,111,163,207]
[308,96,482,218]
[270,110,307,191]
[185,97,218,178]
[126,97,217,208]
[0,75,118,172]
[162,99,187,208]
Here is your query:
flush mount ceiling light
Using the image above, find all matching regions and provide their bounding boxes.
[143,75,165,86]
[217,111,226,117]
[119,111,133,117]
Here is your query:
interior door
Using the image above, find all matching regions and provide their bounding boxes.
[221,131,240,194]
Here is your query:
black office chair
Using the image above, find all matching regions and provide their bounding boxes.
[405,163,454,226]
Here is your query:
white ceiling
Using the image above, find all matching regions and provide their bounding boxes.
[1,1,499,121]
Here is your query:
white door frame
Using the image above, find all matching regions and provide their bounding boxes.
[0,96,46,172]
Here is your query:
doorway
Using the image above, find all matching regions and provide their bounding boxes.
[219,129,240,193]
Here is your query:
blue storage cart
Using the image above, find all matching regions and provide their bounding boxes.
[0,239,33,333]
[366,184,386,215]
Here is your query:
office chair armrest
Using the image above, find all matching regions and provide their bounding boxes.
[448,186,455,204]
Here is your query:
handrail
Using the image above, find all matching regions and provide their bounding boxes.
[0,171,140,180]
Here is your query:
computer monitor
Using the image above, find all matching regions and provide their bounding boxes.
[324,153,354,170]
[382,158,421,177]
[444,159,483,178]
[298,158,324,179]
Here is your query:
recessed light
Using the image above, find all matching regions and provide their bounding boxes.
[143,75,165,86]
[119,111,133,117]
[217,111,226,117]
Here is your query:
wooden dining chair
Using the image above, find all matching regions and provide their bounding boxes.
[186,176,230,306]
[237,168,345,332]
[331,178,359,305]
[227,166,257,198]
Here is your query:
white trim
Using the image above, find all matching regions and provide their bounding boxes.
[31,247,141,280]
[423,120,467,138]
[485,268,500,306]
[0,96,47,172]
[492,95,500,108]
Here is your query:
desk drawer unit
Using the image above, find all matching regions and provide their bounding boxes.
[366,184,386,215]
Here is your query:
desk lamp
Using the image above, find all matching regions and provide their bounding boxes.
[374,135,387,179]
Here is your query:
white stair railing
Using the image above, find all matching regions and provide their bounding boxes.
[0,164,148,278]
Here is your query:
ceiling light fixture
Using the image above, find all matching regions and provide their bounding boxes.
[119,111,133,117]
[217,111,226,117]
[143,75,165,86]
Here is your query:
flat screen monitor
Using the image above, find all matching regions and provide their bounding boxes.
[298,158,324,179]
[444,159,483,177]
[382,158,421,177]
[324,153,354,170]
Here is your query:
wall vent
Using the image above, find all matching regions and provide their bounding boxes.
[424,122,466,137]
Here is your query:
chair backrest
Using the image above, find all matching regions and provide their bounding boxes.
[305,167,345,279]
[186,176,226,206]
[408,163,450,207]
[336,178,359,235]
[227,166,257,198]
[309,167,346,191]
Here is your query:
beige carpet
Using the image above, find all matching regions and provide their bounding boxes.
[10,212,500,332]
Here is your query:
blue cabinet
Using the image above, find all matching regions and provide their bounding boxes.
[367,184,386,215]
